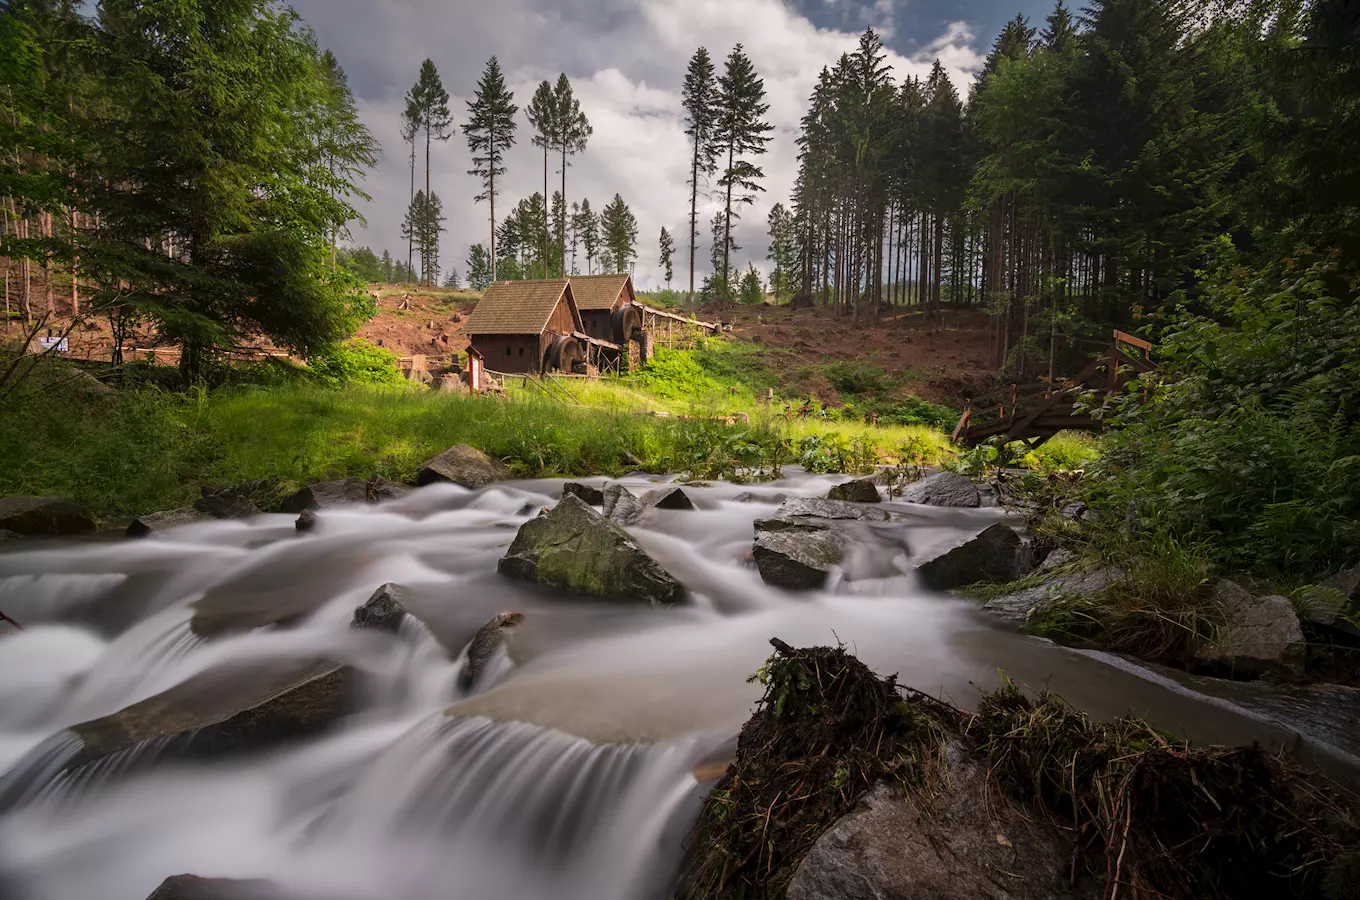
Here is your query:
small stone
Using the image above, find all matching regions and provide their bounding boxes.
[826,478,880,503]
[901,472,981,508]
[417,444,510,488]
[562,482,605,505]
[458,611,524,691]
[351,583,407,633]
[295,509,317,532]
[127,507,214,538]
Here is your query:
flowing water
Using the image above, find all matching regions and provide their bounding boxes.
[0,474,1354,900]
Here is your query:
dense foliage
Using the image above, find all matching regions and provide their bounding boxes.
[0,0,378,381]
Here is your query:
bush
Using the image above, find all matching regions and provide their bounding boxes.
[632,347,729,402]
[307,338,407,386]
[825,360,889,396]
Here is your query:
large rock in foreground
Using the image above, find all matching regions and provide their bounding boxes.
[0,496,98,536]
[826,478,880,503]
[787,757,1095,900]
[917,523,1023,591]
[351,583,408,633]
[497,495,685,606]
[417,444,509,488]
[901,472,981,508]
[1196,580,1306,678]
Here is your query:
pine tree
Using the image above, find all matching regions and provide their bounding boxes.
[552,73,592,272]
[551,190,567,276]
[715,45,774,302]
[766,202,797,299]
[464,57,518,267]
[682,47,720,308]
[1040,0,1077,53]
[600,193,639,274]
[709,209,737,291]
[739,263,763,305]
[381,249,394,283]
[526,80,556,274]
[659,226,675,289]
[412,59,452,285]
[443,268,461,288]
[466,244,492,289]
[401,89,420,284]
[568,201,583,274]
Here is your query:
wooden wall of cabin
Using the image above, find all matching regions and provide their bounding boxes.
[470,334,542,373]
[579,310,613,342]
[545,297,578,336]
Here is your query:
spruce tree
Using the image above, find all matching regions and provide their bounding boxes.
[443,268,460,288]
[715,45,774,302]
[682,47,720,308]
[600,193,638,274]
[464,57,517,268]
[578,198,600,274]
[413,59,452,284]
[381,249,394,283]
[659,226,675,289]
[401,90,420,284]
[568,201,583,274]
[551,74,592,272]
[739,263,763,305]
[526,80,556,273]
[466,244,492,289]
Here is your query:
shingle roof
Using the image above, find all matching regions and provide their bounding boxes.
[569,274,633,311]
[463,279,572,335]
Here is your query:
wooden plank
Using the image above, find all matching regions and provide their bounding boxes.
[1113,329,1153,352]
[635,303,718,332]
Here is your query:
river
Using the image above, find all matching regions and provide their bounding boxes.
[0,473,1351,900]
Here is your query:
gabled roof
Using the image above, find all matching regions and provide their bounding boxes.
[463,279,578,335]
[569,274,635,311]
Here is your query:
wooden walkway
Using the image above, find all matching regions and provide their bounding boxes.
[953,331,1157,449]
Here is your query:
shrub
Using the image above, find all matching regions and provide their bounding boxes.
[307,338,407,386]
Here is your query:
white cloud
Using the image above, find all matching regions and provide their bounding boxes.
[314,0,984,291]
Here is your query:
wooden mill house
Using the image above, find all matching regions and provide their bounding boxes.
[461,278,588,375]
[569,274,644,345]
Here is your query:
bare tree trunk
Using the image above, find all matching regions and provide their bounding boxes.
[69,207,78,316]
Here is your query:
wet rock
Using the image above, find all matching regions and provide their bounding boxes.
[0,610,21,636]
[458,611,524,690]
[562,482,605,505]
[981,550,1121,625]
[127,507,214,538]
[146,875,284,900]
[733,491,788,504]
[2,660,358,798]
[0,496,98,536]
[753,519,846,590]
[602,484,647,526]
[280,476,407,513]
[826,478,880,503]
[777,497,890,522]
[643,485,695,510]
[193,493,260,520]
[786,752,1096,900]
[351,583,407,633]
[294,509,317,532]
[1197,581,1305,678]
[901,472,981,508]
[497,494,685,606]
[0,528,18,545]
[1302,562,1360,637]
[417,444,509,488]
[917,523,1023,591]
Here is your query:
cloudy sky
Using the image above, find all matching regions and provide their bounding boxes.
[291,0,1056,290]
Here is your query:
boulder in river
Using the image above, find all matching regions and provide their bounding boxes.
[0,610,21,636]
[751,498,892,590]
[417,444,509,488]
[146,875,284,900]
[643,485,695,510]
[562,482,605,505]
[280,476,407,513]
[459,611,524,691]
[0,659,358,804]
[0,496,98,536]
[825,478,880,503]
[917,523,1023,591]
[980,549,1121,625]
[351,583,408,633]
[901,472,981,508]
[787,756,1096,900]
[127,507,215,538]
[192,487,262,520]
[602,484,647,526]
[497,494,685,606]
[0,528,18,545]
[1299,562,1360,638]
[294,509,317,532]
[1196,580,1306,678]
[777,497,891,522]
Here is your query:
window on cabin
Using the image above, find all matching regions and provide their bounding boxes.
[505,347,511,356]
[518,347,524,356]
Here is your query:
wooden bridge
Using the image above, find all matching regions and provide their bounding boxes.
[952,331,1157,449]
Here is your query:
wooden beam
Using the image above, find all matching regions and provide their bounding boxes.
[1113,329,1153,353]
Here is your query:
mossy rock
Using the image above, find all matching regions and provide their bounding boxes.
[497,494,686,606]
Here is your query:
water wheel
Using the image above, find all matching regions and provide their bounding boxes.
[545,334,583,373]
[611,304,643,344]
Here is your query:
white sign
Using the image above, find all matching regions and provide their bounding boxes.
[37,337,68,352]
